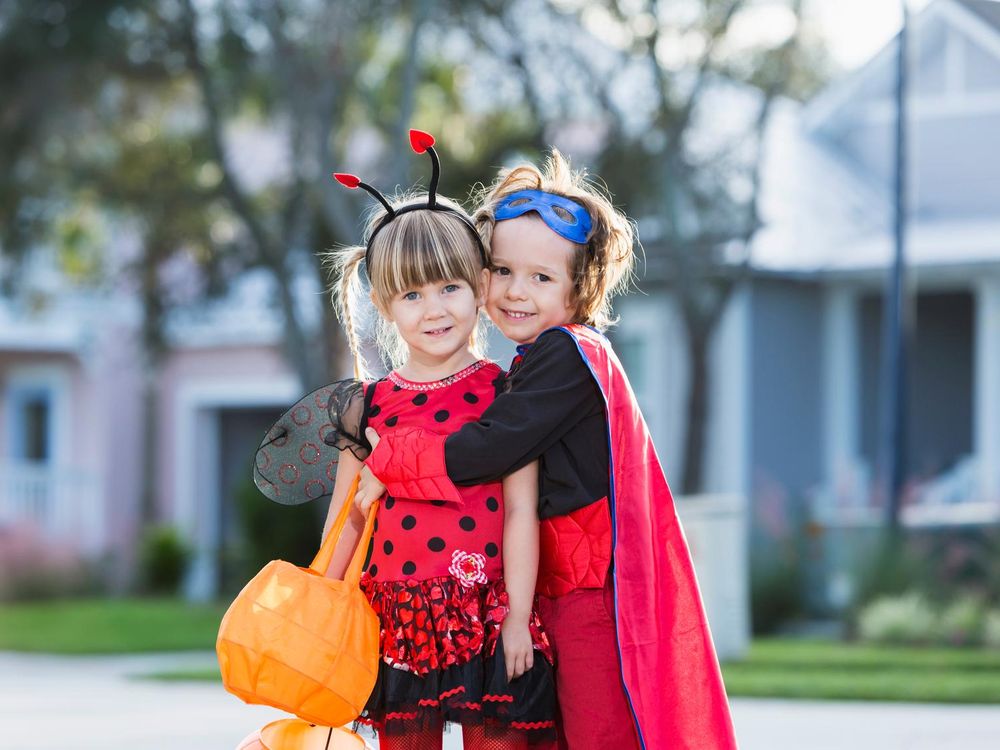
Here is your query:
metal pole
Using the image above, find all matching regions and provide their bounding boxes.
[881,1,910,532]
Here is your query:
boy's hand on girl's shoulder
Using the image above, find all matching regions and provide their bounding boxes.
[500,615,534,682]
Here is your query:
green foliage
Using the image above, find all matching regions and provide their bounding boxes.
[984,611,1000,649]
[852,532,932,609]
[749,486,807,634]
[937,596,988,646]
[138,525,192,595]
[857,592,997,648]
[851,527,1000,616]
[229,478,325,591]
[857,592,937,646]
[749,555,803,635]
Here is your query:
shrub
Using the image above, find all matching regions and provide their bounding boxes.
[138,525,191,595]
[857,592,937,645]
[0,523,106,601]
[750,557,803,635]
[226,478,325,594]
[936,595,986,646]
[982,610,1000,649]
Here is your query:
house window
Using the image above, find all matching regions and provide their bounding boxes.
[7,387,54,464]
[22,396,51,461]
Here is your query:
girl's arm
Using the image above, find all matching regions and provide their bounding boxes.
[321,449,370,579]
[500,460,540,681]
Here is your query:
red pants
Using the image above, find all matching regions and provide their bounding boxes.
[537,581,642,750]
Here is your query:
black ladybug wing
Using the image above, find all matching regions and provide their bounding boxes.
[253,379,372,505]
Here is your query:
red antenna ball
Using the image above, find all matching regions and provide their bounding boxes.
[409,129,436,154]
[333,173,361,188]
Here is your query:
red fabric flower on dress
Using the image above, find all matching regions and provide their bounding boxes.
[449,550,488,588]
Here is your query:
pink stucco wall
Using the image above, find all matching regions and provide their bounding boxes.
[156,343,296,526]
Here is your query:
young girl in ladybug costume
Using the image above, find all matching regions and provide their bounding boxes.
[357,153,738,750]
[254,131,556,749]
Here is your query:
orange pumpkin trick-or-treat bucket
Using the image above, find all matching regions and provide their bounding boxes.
[218,477,380,728]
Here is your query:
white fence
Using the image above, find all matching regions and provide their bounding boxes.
[677,493,750,661]
[0,462,105,554]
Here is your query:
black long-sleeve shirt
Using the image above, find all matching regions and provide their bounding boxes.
[444,329,611,520]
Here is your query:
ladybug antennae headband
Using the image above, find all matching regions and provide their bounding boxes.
[333,130,487,271]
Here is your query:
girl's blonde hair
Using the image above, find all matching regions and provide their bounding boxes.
[327,192,486,379]
[473,150,636,330]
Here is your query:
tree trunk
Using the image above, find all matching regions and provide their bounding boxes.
[138,366,159,529]
[681,320,710,495]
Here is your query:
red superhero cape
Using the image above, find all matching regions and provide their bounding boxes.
[366,325,738,749]
[555,324,736,749]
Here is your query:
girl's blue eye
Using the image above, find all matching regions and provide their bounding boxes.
[493,266,511,276]
[403,291,419,301]
[536,274,551,283]
[443,283,460,293]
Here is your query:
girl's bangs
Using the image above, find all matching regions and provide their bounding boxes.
[372,213,481,299]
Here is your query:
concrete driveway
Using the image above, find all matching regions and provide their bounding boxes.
[2,651,999,749]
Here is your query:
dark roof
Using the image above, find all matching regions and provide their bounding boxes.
[957,0,1000,30]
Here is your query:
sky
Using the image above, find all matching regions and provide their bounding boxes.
[813,0,932,71]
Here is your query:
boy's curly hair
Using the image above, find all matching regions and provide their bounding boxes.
[473,150,637,330]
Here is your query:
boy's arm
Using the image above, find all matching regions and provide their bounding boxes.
[500,461,539,680]
[365,332,597,502]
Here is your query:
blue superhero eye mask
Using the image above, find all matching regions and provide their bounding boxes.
[493,189,593,244]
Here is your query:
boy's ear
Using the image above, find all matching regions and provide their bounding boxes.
[371,290,393,321]
[477,267,490,306]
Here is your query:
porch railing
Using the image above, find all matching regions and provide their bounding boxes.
[0,462,104,554]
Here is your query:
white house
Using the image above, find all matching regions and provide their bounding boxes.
[616,0,1000,608]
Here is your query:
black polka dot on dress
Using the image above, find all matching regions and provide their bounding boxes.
[427,537,445,552]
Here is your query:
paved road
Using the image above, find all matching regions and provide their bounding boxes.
[2,651,999,749]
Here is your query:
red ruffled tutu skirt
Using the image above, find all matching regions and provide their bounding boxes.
[358,574,556,744]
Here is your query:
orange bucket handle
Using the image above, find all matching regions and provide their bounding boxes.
[308,475,378,586]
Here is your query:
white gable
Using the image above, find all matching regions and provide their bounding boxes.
[800,0,1000,222]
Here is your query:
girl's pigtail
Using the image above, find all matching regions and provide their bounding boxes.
[328,246,369,380]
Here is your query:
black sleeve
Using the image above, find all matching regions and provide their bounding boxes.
[330,380,374,460]
[444,330,601,484]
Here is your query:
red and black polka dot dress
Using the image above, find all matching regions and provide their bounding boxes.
[351,360,556,742]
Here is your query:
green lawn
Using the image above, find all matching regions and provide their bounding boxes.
[3,600,999,703]
[0,598,227,653]
[722,638,1000,704]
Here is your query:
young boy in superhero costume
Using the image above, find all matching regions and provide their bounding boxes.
[355,152,738,750]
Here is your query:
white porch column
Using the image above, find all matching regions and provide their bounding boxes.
[974,276,1000,505]
[822,285,861,506]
